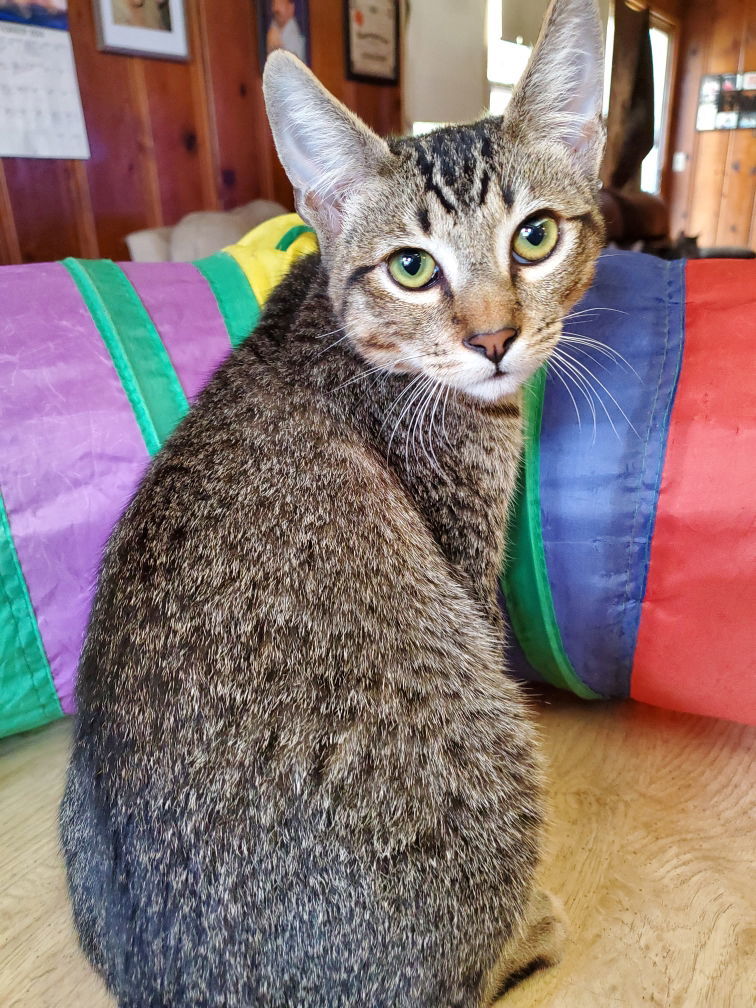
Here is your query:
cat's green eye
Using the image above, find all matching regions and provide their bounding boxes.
[512,215,559,264]
[387,249,439,290]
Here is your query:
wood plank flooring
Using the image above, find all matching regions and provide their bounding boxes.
[1,691,753,1007]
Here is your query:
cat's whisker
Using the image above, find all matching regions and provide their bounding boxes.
[330,366,390,393]
[314,328,351,356]
[315,324,347,341]
[380,372,427,432]
[406,377,436,472]
[566,345,630,380]
[551,349,636,443]
[552,356,596,439]
[409,382,429,470]
[393,376,434,466]
[424,382,440,457]
[520,380,541,412]
[559,342,615,377]
[420,385,444,474]
[556,348,640,439]
[359,371,390,406]
[559,331,641,378]
[417,380,446,476]
[434,381,455,464]
[441,381,453,445]
[408,380,428,466]
[438,382,453,447]
[549,354,599,442]
[562,306,629,321]
[385,375,428,457]
[330,353,425,393]
[427,379,447,461]
[546,361,582,431]
[444,384,455,445]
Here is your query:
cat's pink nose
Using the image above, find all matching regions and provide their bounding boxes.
[464,327,519,366]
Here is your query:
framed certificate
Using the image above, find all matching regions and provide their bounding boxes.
[344,0,399,85]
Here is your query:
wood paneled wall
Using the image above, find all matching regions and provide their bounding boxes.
[666,0,756,247]
[0,0,401,265]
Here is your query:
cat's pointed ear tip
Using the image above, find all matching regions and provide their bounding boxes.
[262,49,308,88]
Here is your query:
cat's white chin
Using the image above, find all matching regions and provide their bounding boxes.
[457,374,525,403]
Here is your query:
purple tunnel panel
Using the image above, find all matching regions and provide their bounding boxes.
[0,263,150,713]
[120,262,233,404]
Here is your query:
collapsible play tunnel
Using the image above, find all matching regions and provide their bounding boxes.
[0,214,753,738]
[500,252,755,724]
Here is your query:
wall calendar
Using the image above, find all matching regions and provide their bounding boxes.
[0,3,89,160]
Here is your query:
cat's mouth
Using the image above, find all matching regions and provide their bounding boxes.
[454,369,528,404]
[446,346,539,403]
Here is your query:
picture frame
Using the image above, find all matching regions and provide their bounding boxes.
[696,71,756,132]
[344,0,399,86]
[94,0,189,61]
[256,0,310,70]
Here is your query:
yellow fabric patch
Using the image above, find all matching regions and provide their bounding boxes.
[224,213,319,309]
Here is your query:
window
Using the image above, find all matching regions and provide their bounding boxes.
[413,0,531,131]
[640,18,675,195]
[486,0,531,112]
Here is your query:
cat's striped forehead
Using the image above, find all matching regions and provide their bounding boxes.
[389,121,503,219]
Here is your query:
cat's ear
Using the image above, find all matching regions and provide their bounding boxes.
[263,51,391,242]
[506,0,605,176]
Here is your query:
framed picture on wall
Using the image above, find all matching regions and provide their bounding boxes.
[256,0,310,69]
[344,0,399,85]
[94,0,189,60]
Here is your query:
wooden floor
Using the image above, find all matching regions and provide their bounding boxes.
[1,692,754,1007]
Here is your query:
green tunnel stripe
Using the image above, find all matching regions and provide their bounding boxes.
[0,490,62,739]
[276,224,315,252]
[194,252,261,349]
[501,366,601,700]
[63,259,189,455]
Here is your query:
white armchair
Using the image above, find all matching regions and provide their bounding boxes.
[125,199,288,262]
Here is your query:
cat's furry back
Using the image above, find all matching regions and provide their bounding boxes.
[62,257,539,1007]
[60,1,605,1005]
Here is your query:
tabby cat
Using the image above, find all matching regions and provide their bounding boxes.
[60,0,605,1004]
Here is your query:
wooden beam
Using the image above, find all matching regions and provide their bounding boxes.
[0,163,21,265]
